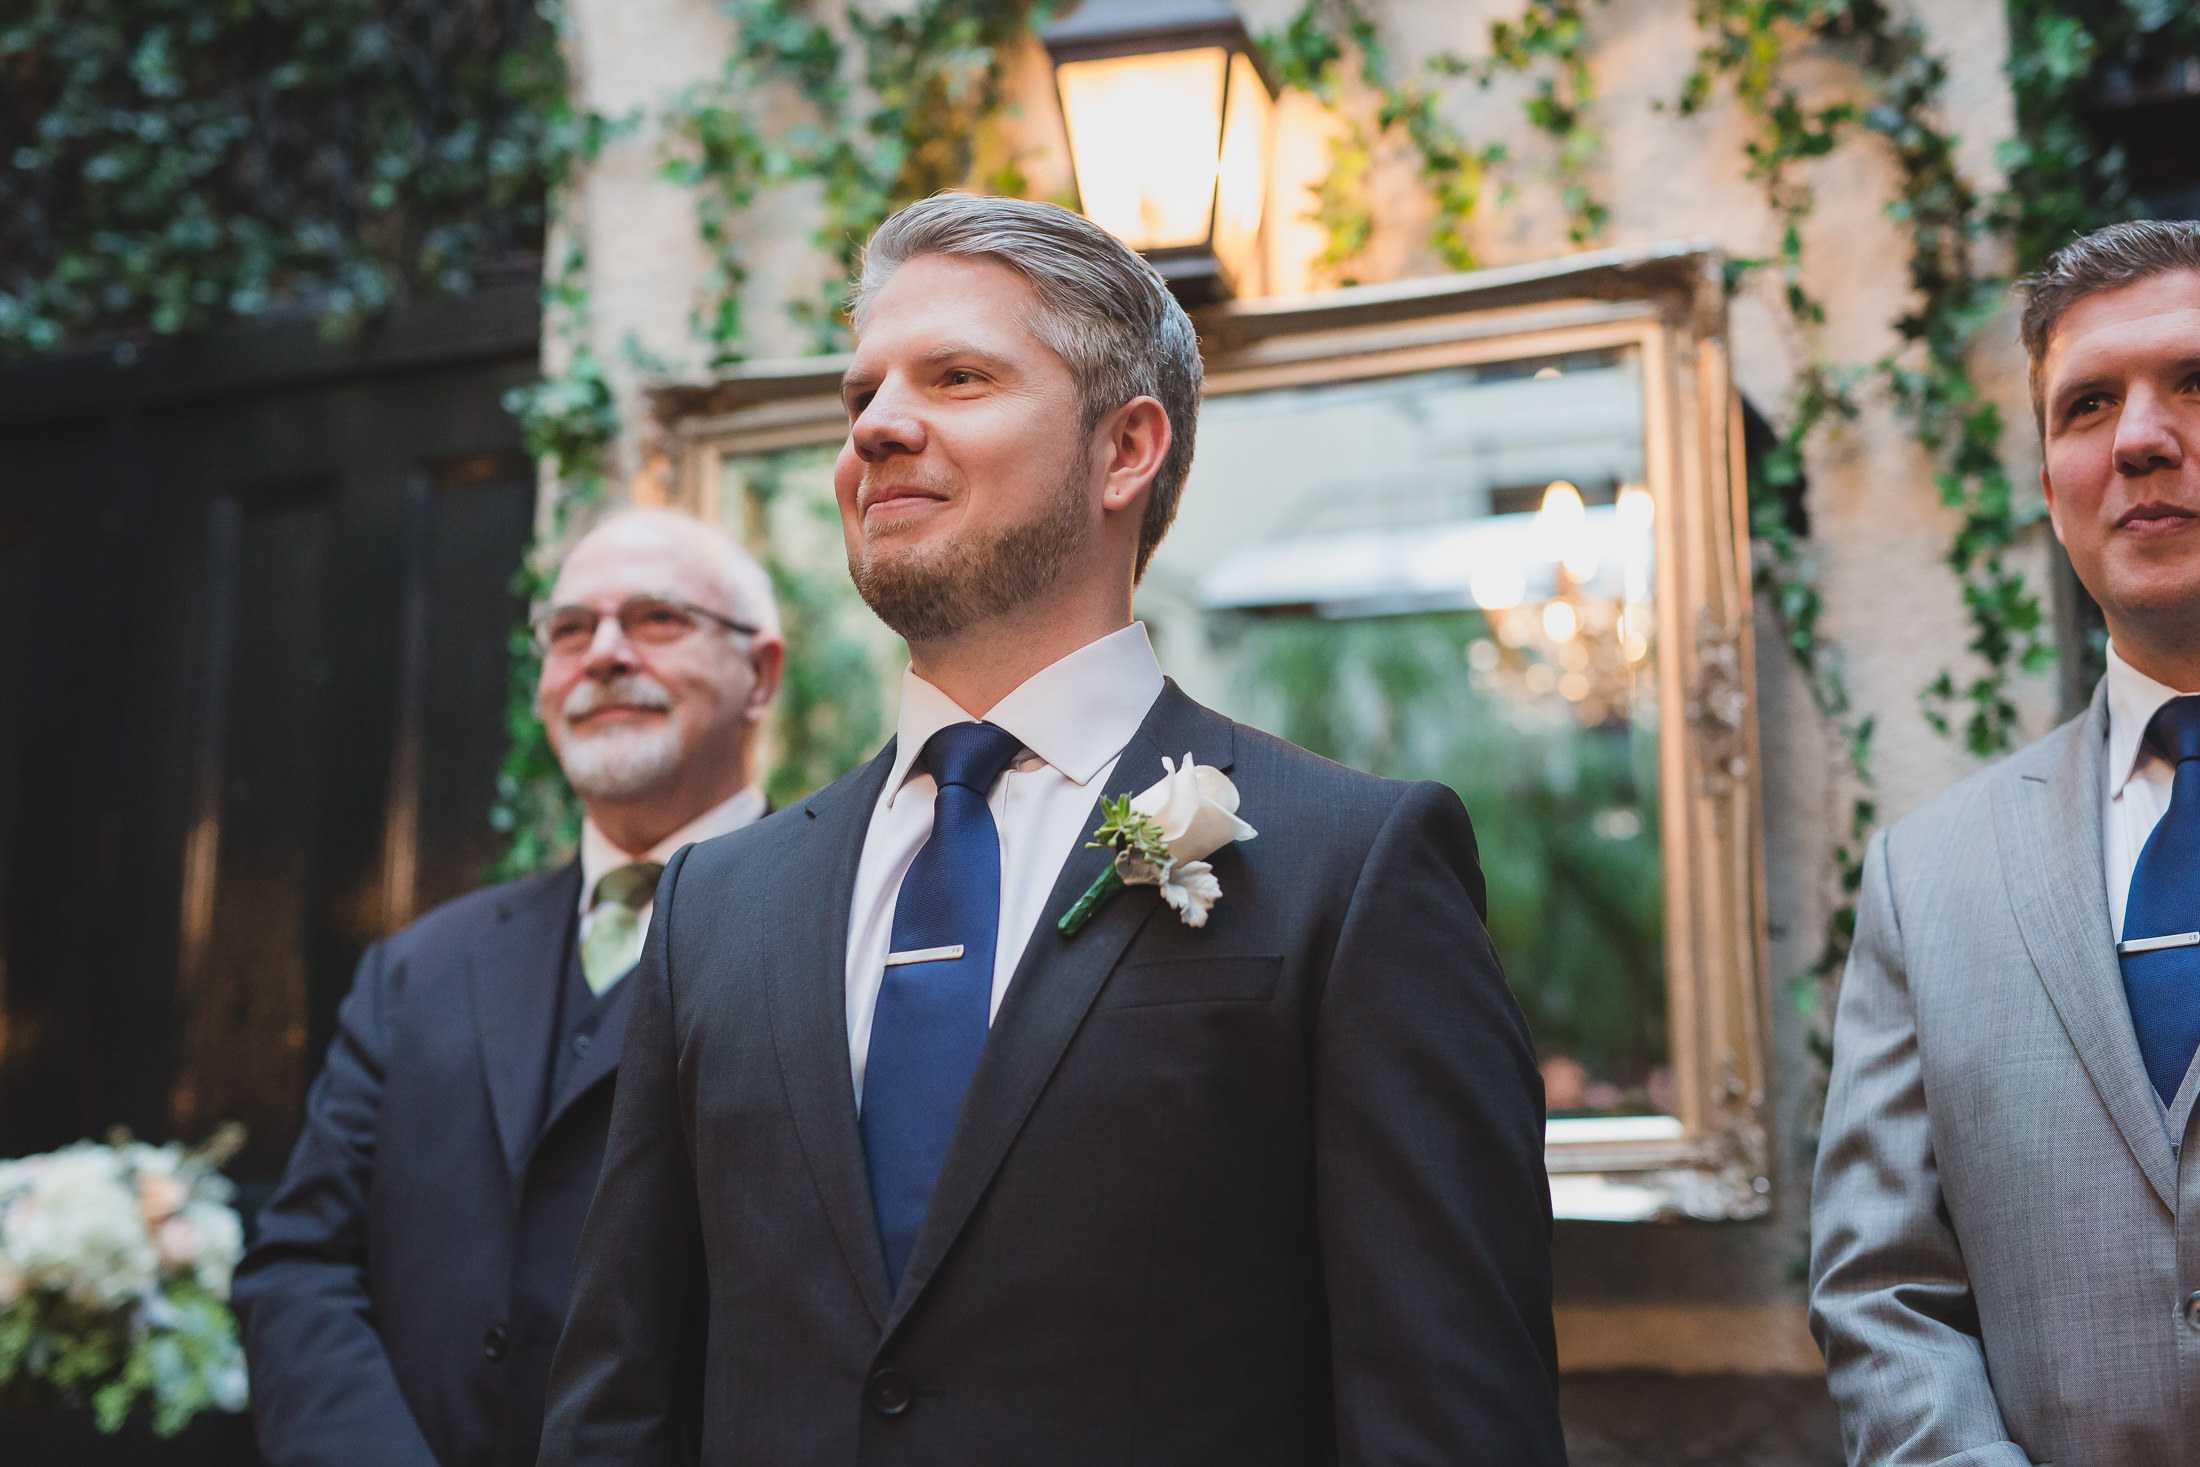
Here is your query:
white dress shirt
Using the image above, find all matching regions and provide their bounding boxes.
[578,783,767,944]
[2102,643,2196,942]
[845,623,1165,1099]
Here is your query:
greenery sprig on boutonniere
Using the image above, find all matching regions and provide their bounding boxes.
[1091,795,1174,869]
[1058,796,1173,937]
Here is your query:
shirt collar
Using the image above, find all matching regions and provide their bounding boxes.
[2106,640,2191,798]
[579,783,766,911]
[882,622,1166,808]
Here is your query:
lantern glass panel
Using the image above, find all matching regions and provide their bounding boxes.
[1213,51,1271,292]
[1055,47,1228,250]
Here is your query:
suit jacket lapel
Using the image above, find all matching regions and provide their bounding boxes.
[885,683,1236,1336]
[1994,683,2177,1210]
[768,743,901,1327]
[469,863,582,1179]
[538,969,636,1141]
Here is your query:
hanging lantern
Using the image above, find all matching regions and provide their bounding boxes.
[1041,0,1277,305]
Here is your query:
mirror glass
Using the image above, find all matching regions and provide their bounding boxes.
[1136,345,1670,1119]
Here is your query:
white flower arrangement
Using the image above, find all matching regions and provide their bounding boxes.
[0,1125,249,1435]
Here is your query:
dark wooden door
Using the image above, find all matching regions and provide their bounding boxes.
[0,287,540,1185]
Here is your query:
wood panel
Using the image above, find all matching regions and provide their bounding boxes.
[0,287,539,1184]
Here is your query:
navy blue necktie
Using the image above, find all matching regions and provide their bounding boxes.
[861,721,1024,1291]
[2120,695,2200,1104]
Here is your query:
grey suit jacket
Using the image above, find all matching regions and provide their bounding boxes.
[1810,682,2198,1467]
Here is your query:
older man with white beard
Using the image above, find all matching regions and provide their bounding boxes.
[234,509,784,1467]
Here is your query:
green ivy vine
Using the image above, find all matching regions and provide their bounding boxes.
[1265,0,1492,280]
[1264,0,1621,284]
[0,0,583,351]
[1479,0,1608,244]
[662,0,1045,361]
[487,239,612,879]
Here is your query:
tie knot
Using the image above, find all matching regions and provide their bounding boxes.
[593,861,664,912]
[2149,696,2200,767]
[920,722,1024,794]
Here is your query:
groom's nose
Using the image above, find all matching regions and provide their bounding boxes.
[851,374,928,462]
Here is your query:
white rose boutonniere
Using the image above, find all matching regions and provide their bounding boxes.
[1058,754,1257,935]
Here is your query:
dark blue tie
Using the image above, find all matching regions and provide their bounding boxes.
[2120,695,2200,1104]
[861,721,1024,1291]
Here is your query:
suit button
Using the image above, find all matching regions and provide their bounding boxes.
[867,1368,914,1417]
[483,1323,509,1361]
[572,1032,592,1057]
[2184,1292,2200,1330]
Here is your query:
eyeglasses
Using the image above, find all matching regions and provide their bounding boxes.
[532,594,761,658]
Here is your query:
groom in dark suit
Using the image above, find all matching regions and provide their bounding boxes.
[540,193,1562,1465]
[234,509,785,1467]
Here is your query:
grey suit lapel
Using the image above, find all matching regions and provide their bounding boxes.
[1993,682,2177,1210]
[768,743,901,1327]
[884,682,1236,1336]
[468,863,582,1179]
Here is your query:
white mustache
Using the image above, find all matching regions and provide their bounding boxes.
[562,674,675,726]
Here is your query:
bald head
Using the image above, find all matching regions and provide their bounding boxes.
[553,507,780,635]
[537,507,787,855]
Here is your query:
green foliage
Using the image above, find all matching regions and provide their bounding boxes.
[0,0,583,352]
[485,556,582,881]
[488,238,607,880]
[0,1283,243,1435]
[734,449,892,809]
[662,0,1045,359]
[1266,0,1495,281]
[1685,1,2058,765]
[1999,0,2197,272]
[1480,0,1607,242]
[1679,2,1883,1111]
[1084,795,1172,870]
[1270,0,1620,278]
[505,349,618,490]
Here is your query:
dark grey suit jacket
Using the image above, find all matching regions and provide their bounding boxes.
[539,682,1561,1465]
[238,864,631,1467]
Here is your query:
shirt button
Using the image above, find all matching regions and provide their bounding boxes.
[572,1032,592,1057]
[483,1323,509,1361]
[867,1368,914,1416]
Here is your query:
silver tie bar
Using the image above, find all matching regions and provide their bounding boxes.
[884,944,965,966]
[2117,931,2200,956]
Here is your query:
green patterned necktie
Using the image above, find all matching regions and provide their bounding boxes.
[580,861,664,995]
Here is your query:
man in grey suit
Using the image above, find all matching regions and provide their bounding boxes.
[1812,218,2200,1465]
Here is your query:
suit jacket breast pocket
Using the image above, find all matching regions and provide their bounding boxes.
[1096,954,1284,1010]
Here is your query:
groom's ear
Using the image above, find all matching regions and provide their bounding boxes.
[1098,396,1171,517]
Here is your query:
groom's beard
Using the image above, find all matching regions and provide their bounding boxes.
[850,456,1090,644]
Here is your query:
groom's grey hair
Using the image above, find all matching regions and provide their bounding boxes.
[850,191,1202,581]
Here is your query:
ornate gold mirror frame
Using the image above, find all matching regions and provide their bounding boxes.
[648,240,1772,1221]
